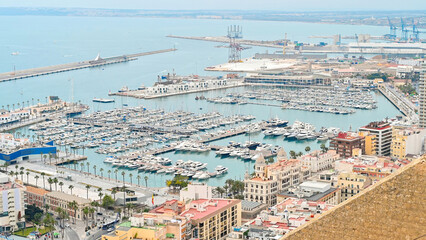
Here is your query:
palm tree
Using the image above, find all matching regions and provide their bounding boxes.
[35,175,39,187]
[144,176,148,187]
[129,173,133,185]
[43,155,47,164]
[121,171,126,187]
[48,153,53,165]
[86,162,90,174]
[89,207,95,225]
[100,168,104,178]
[26,171,30,184]
[69,185,74,195]
[80,163,84,172]
[41,172,46,189]
[85,185,91,199]
[59,182,64,192]
[83,206,90,228]
[93,165,97,176]
[107,170,111,180]
[98,192,104,203]
[215,187,225,198]
[111,189,117,200]
[19,170,24,182]
[73,162,77,171]
[53,178,58,191]
[68,201,78,224]
[305,146,311,153]
[137,175,141,186]
[47,178,53,191]
[114,169,118,182]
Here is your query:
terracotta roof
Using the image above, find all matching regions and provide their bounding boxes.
[25,186,49,196]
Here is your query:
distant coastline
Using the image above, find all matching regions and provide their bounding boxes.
[0,7,425,29]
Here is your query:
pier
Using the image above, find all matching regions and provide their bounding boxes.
[378,83,418,120]
[0,48,176,83]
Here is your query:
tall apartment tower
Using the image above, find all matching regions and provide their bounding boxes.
[420,62,426,128]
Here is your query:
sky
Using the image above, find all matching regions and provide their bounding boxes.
[0,0,425,11]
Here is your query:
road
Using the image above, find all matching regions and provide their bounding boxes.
[64,227,80,240]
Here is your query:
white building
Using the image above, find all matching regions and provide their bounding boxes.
[0,173,26,232]
[146,79,229,95]
[299,150,340,173]
[180,183,213,202]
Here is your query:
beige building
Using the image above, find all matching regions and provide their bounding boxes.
[391,126,426,159]
[181,199,241,240]
[299,150,340,173]
[45,191,92,220]
[338,172,372,202]
[0,174,26,232]
[244,149,310,206]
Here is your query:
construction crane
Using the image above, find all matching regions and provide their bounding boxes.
[386,16,397,39]
[400,18,409,42]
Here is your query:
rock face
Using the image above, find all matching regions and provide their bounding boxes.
[284,157,426,240]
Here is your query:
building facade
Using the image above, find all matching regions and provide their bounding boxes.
[0,174,26,232]
[338,172,372,202]
[244,150,310,207]
[391,126,426,159]
[329,132,365,158]
[181,199,241,240]
[359,121,392,156]
[25,186,48,208]
[45,191,92,220]
[299,150,340,173]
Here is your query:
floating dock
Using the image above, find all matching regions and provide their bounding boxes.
[0,48,176,83]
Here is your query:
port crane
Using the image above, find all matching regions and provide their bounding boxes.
[400,17,410,42]
[386,16,397,39]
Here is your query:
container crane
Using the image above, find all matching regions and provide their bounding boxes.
[387,17,397,39]
[400,18,409,42]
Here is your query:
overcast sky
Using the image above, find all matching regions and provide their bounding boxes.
[0,0,425,11]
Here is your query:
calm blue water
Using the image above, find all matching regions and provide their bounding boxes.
[0,16,398,187]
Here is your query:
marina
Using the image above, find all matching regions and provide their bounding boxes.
[0,17,403,188]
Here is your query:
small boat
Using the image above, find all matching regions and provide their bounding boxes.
[93,98,115,103]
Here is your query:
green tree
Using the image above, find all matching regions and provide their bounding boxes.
[289,150,296,159]
[59,181,64,192]
[41,172,46,189]
[82,206,90,228]
[320,143,328,153]
[42,213,55,236]
[26,171,30,184]
[69,185,74,195]
[305,146,311,152]
[215,187,225,198]
[53,177,58,191]
[47,177,53,191]
[111,189,117,200]
[35,175,39,187]
[85,185,91,199]
[144,176,148,187]
[68,200,78,224]
[102,195,115,209]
